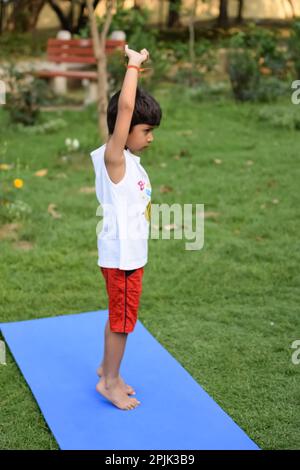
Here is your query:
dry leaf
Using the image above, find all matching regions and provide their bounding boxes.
[48,203,62,219]
[79,186,95,194]
[0,163,13,170]
[0,223,21,240]
[55,173,68,179]
[13,241,33,251]
[160,185,173,193]
[163,224,179,231]
[197,211,220,218]
[34,169,48,177]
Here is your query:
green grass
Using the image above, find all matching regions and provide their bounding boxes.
[0,83,299,449]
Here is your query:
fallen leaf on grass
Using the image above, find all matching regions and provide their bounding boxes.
[196,211,220,218]
[34,169,48,177]
[48,203,62,219]
[0,223,21,240]
[267,179,277,188]
[79,186,95,194]
[159,185,173,193]
[12,240,33,251]
[0,163,13,170]
[163,224,179,231]
[55,173,68,179]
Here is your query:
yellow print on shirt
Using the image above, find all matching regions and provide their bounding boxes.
[145,201,151,222]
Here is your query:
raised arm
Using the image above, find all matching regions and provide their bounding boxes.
[104,45,150,184]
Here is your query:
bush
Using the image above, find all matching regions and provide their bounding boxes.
[227,40,260,101]
[227,29,288,102]
[288,20,300,79]
[255,77,289,103]
[257,106,300,130]
[2,63,41,125]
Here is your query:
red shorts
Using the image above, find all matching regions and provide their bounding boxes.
[100,266,144,333]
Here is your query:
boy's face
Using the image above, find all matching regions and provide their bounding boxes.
[126,124,155,154]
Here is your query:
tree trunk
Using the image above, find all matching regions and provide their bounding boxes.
[167,0,182,28]
[287,0,296,18]
[6,0,46,32]
[236,0,244,24]
[189,0,198,71]
[217,0,228,28]
[48,0,100,34]
[86,0,115,140]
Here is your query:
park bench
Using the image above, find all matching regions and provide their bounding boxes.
[36,38,125,104]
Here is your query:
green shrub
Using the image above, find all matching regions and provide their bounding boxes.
[3,64,41,125]
[288,20,300,79]
[227,41,260,101]
[255,77,289,103]
[257,106,300,130]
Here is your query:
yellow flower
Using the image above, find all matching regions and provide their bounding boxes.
[13,178,24,189]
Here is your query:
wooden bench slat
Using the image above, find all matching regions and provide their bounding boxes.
[48,55,97,64]
[36,70,98,79]
[48,46,95,56]
[47,38,125,47]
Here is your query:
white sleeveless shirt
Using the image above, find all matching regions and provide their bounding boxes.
[90,143,152,270]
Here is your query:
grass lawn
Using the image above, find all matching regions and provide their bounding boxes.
[0,82,299,450]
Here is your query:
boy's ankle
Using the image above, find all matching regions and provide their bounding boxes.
[103,375,119,388]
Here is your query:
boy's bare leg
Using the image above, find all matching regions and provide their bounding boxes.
[97,320,135,395]
[96,324,140,410]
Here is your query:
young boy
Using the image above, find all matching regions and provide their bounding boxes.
[90,45,162,411]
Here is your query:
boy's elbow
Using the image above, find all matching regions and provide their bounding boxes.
[118,101,134,111]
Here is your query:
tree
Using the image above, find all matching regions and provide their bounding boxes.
[86,0,114,139]
[217,0,228,28]
[235,0,244,24]
[48,0,100,35]
[6,0,46,33]
[167,0,182,28]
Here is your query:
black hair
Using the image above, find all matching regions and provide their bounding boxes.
[107,86,162,135]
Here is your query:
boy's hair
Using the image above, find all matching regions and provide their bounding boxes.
[107,86,162,135]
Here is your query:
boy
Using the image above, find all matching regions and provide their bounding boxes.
[90,45,162,411]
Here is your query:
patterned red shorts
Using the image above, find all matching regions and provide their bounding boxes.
[100,266,144,333]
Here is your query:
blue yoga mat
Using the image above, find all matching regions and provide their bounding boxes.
[0,311,259,450]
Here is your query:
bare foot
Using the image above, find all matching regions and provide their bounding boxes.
[97,366,136,396]
[96,378,141,411]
